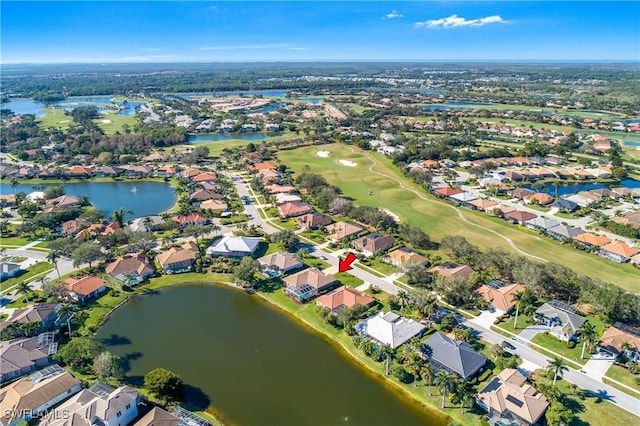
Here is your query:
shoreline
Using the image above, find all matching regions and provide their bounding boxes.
[93,277,455,425]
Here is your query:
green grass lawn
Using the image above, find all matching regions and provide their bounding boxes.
[604,364,640,395]
[38,108,74,129]
[276,143,639,292]
[0,236,32,247]
[0,261,54,293]
[334,272,364,288]
[302,257,330,270]
[299,230,328,244]
[492,314,535,335]
[530,333,586,367]
[93,111,137,134]
[360,257,396,276]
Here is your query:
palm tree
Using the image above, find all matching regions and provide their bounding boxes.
[47,250,62,279]
[547,356,569,386]
[111,207,133,227]
[621,341,632,357]
[143,216,154,232]
[16,281,33,303]
[380,344,395,376]
[512,288,537,329]
[57,303,79,336]
[512,290,524,329]
[420,364,436,396]
[417,294,438,323]
[397,290,412,311]
[577,321,598,359]
[434,371,453,408]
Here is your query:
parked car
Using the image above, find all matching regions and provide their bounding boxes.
[502,340,516,350]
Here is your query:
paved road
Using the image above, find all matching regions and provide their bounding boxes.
[228,169,640,416]
[1,248,75,285]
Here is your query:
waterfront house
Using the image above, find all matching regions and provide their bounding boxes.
[283,268,338,302]
[188,189,222,204]
[524,193,553,206]
[206,236,261,258]
[157,242,199,274]
[171,212,209,228]
[350,233,395,257]
[509,188,536,200]
[476,368,549,426]
[598,322,640,362]
[316,286,375,312]
[422,332,487,379]
[598,241,640,263]
[550,198,580,212]
[325,221,365,242]
[358,312,426,349]
[64,276,107,303]
[128,215,163,232]
[0,194,17,207]
[5,303,60,331]
[134,407,181,426]
[0,365,82,426]
[154,165,177,177]
[384,247,428,267]
[258,251,303,278]
[475,281,526,313]
[0,333,57,383]
[40,383,139,426]
[296,212,332,230]
[45,195,81,212]
[534,300,586,342]
[105,254,155,284]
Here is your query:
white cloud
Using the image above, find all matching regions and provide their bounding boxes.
[414,14,507,29]
[198,43,305,51]
[384,10,403,19]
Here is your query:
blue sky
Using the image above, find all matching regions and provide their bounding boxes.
[1,1,638,63]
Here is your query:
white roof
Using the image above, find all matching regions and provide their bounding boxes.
[206,236,261,255]
[362,312,425,349]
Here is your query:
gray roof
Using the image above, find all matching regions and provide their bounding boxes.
[361,311,426,349]
[546,224,585,239]
[535,301,586,335]
[6,303,60,325]
[128,215,163,232]
[423,332,487,379]
[551,198,579,211]
[0,262,21,274]
[0,334,56,381]
[524,217,560,230]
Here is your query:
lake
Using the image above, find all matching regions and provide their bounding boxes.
[96,284,447,426]
[526,179,640,196]
[0,181,176,219]
[188,132,281,143]
[2,97,143,116]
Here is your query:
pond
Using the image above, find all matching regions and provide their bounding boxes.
[1,97,143,116]
[525,179,640,196]
[188,132,281,143]
[0,181,175,219]
[96,284,447,426]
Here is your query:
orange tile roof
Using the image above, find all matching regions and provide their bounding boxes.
[600,241,640,258]
[600,324,640,353]
[65,275,106,297]
[574,233,611,247]
[316,286,375,310]
[475,283,525,312]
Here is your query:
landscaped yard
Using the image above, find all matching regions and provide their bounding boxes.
[493,313,536,335]
[0,236,32,247]
[604,364,640,394]
[334,272,364,288]
[530,333,586,366]
[276,144,640,293]
[360,257,396,276]
[0,261,54,293]
[299,229,327,244]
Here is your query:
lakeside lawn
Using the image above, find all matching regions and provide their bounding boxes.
[276,144,639,292]
[38,108,74,129]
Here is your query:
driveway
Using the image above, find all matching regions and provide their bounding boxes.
[471,309,503,329]
[517,325,548,342]
[583,358,615,381]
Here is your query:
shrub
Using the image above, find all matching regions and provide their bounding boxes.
[566,340,576,349]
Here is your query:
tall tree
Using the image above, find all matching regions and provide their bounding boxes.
[111,207,133,227]
[420,364,436,396]
[434,371,453,409]
[577,321,598,359]
[57,303,79,335]
[46,250,62,278]
[547,357,569,386]
[16,281,33,303]
[380,344,395,376]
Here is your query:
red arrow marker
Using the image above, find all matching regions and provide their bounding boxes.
[339,252,357,272]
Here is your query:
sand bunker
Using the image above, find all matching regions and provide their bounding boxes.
[317,150,330,158]
[339,159,357,167]
[382,209,400,223]
[101,119,112,124]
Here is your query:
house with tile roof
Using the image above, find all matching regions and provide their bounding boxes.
[573,232,612,249]
[504,210,538,225]
[105,254,155,285]
[316,286,375,312]
[429,262,474,280]
[325,221,364,241]
[5,303,60,330]
[258,251,303,278]
[277,201,313,218]
[384,247,428,267]
[598,322,640,362]
[422,332,487,379]
[283,268,338,302]
[171,212,209,228]
[476,368,549,426]
[358,312,426,349]
[351,233,395,257]
[157,242,199,274]
[296,212,332,230]
[475,281,526,313]
[598,241,640,263]
[64,276,107,303]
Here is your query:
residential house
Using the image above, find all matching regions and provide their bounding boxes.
[429,262,475,280]
[0,262,22,280]
[192,172,218,183]
[266,183,297,194]
[503,171,524,182]
[523,217,560,233]
[201,199,228,212]
[468,198,500,212]
[5,303,60,330]
[154,165,177,177]
[534,300,586,342]
[573,232,611,249]
[94,166,121,178]
[509,188,536,200]
[325,221,364,241]
[0,333,57,383]
[0,194,17,207]
[422,332,487,379]
[40,383,140,426]
[134,407,181,426]
[316,286,375,312]
[296,212,332,230]
[172,212,209,228]
[546,224,585,241]
[550,198,580,212]
[278,201,313,218]
[450,191,479,207]
[475,281,526,313]
[358,311,426,349]
[121,165,153,178]
[274,193,302,205]
[188,189,222,204]
[598,241,640,263]
[351,233,395,257]
[384,247,428,267]
[105,254,155,284]
[64,276,107,303]
[206,236,261,258]
[283,268,338,302]
[258,251,303,278]
[257,169,280,184]
[157,242,199,274]
[433,187,464,201]
[598,322,640,362]
[476,368,549,426]
[0,365,82,426]
[504,210,538,225]
[64,166,93,179]
[45,195,81,212]
[128,215,163,233]
[524,193,553,206]
[247,162,277,172]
